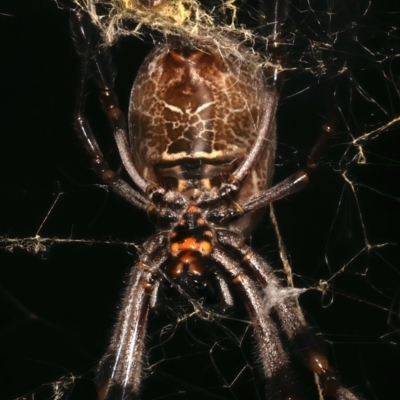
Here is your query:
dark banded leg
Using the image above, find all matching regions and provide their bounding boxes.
[242,122,334,214]
[211,247,300,400]
[207,171,309,222]
[207,122,334,223]
[97,234,168,400]
[70,10,153,205]
[216,229,361,400]
[275,300,360,400]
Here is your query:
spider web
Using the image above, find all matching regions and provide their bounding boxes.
[1,0,399,399]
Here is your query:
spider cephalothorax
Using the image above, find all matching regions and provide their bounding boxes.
[71,4,361,400]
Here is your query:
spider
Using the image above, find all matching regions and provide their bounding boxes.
[70,2,361,399]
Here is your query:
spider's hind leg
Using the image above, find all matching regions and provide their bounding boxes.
[207,121,335,224]
[70,10,150,209]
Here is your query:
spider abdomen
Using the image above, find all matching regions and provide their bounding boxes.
[128,39,275,203]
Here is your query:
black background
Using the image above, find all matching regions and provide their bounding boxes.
[1,1,400,399]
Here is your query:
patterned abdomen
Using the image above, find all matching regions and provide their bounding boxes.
[129,39,275,206]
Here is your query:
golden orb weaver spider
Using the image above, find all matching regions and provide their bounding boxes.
[68,1,363,399]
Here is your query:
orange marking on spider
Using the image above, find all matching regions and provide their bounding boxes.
[179,252,197,264]
[187,205,200,213]
[170,237,212,256]
[169,254,206,277]
[179,253,205,275]
[140,280,153,290]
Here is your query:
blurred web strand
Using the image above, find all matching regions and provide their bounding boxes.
[352,116,400,163]
[72,0,258,46]
[13,375,78,400]
[333,115,399,278]
[1,190,141,255]
[0,235,141,255]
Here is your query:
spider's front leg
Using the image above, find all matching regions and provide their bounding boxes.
[210,247,301,399]
[97,234,169,400]
[216,229,362,400]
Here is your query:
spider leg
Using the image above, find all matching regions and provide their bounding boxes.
[215,4,287,200]
[215,270,235,310]
[207,123,334,223]
[216,229,361,400]
[70,10,151,208]
[225,88,280,190]
[97,234,169,400]
[211,247,300,399]
[247,120,334,213]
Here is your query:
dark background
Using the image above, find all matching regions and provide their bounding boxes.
[0,1,399,399]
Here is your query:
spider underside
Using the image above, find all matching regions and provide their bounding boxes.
[70,4,361,400]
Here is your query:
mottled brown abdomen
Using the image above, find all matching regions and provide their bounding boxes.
[129,39,276,211]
